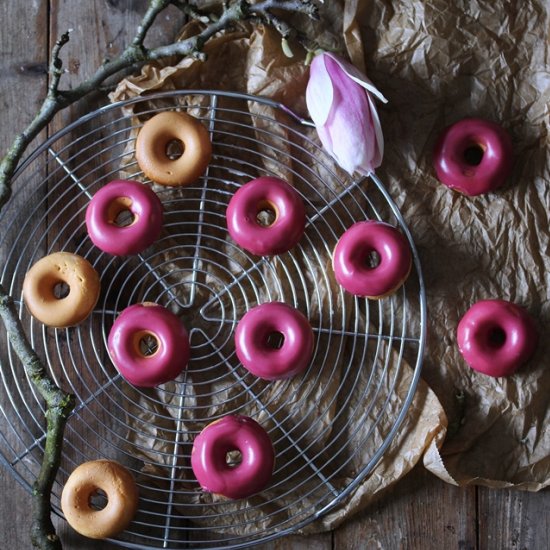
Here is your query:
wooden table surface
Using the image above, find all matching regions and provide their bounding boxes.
[0,2,548,549]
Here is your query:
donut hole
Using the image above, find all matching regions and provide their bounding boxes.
[256,200,278,227]
[365,249,381,269]
[133,331,159,357]
[88,488,108,511]
[266,331,285,350]
[487,326,506,349]
[114,209,135,228]
[165,139,184,160]
[53,281,70,299]
[108,197,135,227]
[463,144,484,166]
[225,449,243,468]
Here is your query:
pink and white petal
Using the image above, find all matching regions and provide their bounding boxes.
[327,100,376,175]
[367,94,384,169]
[315,123,335,159]
[326,53,388,104]
[305,55,334,127]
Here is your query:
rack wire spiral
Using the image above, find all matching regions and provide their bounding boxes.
[0,91,426,548]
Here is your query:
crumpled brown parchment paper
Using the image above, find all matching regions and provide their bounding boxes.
[356,0,550,491]
[109,0,549,532]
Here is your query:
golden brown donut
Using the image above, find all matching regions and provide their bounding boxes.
[22,251,100,328]
[61,460,139,540]
[135,111,212,186]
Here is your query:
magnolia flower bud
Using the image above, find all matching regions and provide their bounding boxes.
[306,52,387,176]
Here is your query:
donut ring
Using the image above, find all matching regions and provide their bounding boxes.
[226,176,306,256]
[108,303,190,387]
[22,252,100,328]
[457,299,538,377]
[135,111,212,186]
[433,118,513,196]
[332,221,412,299]
[86,179,163,256]
[235,302,314,380]
[191,415,275,499]
[61,459,139,539]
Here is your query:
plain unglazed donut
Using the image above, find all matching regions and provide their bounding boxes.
[457,299,538,377]
[135,111,212,186]
[235,302,314,380]
[191,415,275,499]
[22,251,100,328]
[332,221,412,299]
[61,459,139,539]
[86,179,163,256]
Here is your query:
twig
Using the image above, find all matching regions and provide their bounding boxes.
[132,0,172,48]
[0,286,75,550]
[0,1,320,547]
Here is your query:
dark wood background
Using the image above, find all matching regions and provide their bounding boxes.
[0,1,548,548]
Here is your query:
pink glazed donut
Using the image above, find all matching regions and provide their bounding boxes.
[226,176,306,256]
[191,415,275,499]
[457,300,538,378]
[433,118,513,196]
[332,221,412,299]
[108,303,189,387]
[86,179,163,256]
[235,302,314,380]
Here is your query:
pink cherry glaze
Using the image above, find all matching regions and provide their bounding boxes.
[235,302,314,380]
[108,303,189,387]
[457,299,538,377]
[86,179,163,255]
[191,415,275,499]
[433,118,513,196]
[332,221,412,298]
[226,176,306,256]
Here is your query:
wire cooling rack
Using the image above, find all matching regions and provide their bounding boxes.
[0,90,426,548]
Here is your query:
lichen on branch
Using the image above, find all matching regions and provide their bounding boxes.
[0,1,320,548]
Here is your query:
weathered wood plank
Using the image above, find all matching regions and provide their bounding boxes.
[478,486,550,550]
[270,533,332,549]
[49,0,185,134]
[333,466,477,550]
[191,530,332,550]
[0,0,49,548]
[0,0,48,157]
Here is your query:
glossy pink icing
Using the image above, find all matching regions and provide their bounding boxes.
[226,176,306,256]
[235,302,314,380]
[108,303,189,387]
[457,299,538,377]
[433,118,513,196]
[191,415,275,499]
[86,179,163,255]
[332,221,412,298]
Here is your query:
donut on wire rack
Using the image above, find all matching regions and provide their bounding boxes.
[61,459,139,539]
[191,415,275,499]
[135,111,212,186]
[22,251,100,328]
[86,179,163,256]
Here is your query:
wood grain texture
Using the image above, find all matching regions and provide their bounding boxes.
[0,0,48,156]
[0,1,549,550]
[334,466,477,550]
[478,486,550,550]
[0,1,48,548]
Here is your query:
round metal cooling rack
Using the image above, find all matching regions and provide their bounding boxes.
[0,90,426,549]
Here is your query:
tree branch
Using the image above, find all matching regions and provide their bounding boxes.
[0,1,321,547]
[0,286,75,550]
